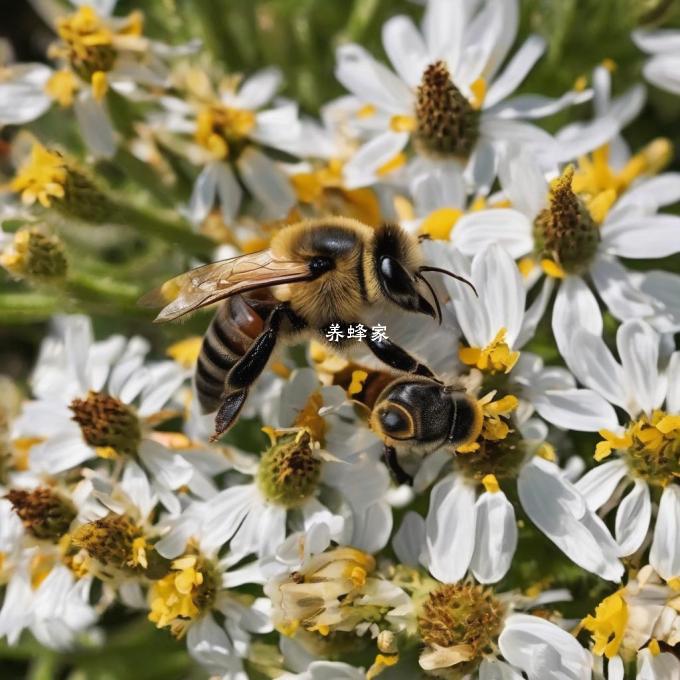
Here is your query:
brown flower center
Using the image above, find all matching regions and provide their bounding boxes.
[70,391,141,457]
[414,61,479,160]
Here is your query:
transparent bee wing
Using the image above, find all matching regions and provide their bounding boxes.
[139,250,312,322]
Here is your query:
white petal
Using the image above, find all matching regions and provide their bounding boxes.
[423,0,465,71]
[484,35,546,108]
[488,90,592,120]
[214,162,243,223]
[188,162,219,225]
[479,658,525,680]
[519,458,623,581]
[236,67,282,109]
[382,15,428,88]
[617,319,663,415]
[637,648,680,680]
[568,328,626,408]
[552,276,602,363]
[351,502,392,553]
[499,613,592,680]
[554,116,619,161]
[609,655,624,680]
[470,491,517,584]
[74,94,116,159]
[666,351,680,413]
[591,256,656,321]
[601,214,680,259]
[0,64,52,125]
[643,54,680,95]
[632,28,680,53]
[615,480,651,556]
[452,209,533,259]
[237,148,295,219]
[187,614,240,676]
[497,145,549,218]
[516,277,554,349]
[342,131,409,188]
[574,460,629,511]
[392,511,425,567]
[464,138,497,195]
[609,83,646,128]
[481,118,559,159]
[335,44,413,113]
[411,158,465,213]
[138,439,193,489]
[650,485,680,581]
[252,103,301,148]
[31,432,93,474]
[618,173,680,212]
[426,476,477,583]
[533,388,619,432]
[472,243,525,346]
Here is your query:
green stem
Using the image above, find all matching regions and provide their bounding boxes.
[65,271,142,307]
[113,203,215,259]
[343,0,381,41]
[0,292,60,323]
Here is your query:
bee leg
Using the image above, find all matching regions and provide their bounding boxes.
[382,445,413,486]
[364,334,435,378]
[211,390,248,442]
[211,304,304,440]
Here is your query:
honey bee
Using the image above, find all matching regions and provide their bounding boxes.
[370,374,482,485]
[141,217,474,439]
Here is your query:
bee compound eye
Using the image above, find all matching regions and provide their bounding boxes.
[378,404,413,439]
[309,255,335,277]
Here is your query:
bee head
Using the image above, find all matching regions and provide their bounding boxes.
[373,224,438,320]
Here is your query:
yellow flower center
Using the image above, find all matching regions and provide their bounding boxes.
[10,143,67,208]
[257,429,321,508]
[596,410,680,486]
[573,139,673,199]
[459,328,520,375]
[418,583,505,675]
[533,166,600,276]
[195,104,256,159]
[71,513,148,574]
[581,592,628,659]
[149,554,219,637]
[0,227,67,282]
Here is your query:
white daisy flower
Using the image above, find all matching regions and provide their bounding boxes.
[415,240,618,432]
[565,319,680,580]
[12,315,197,514]
[146,497,272,679]
[451,148,680,355]
[633,28,680,95]
[153,66,301,225]
[583,565,680,679]
[387,546,591,679]
[396,406,623,583]
[0,501,98,650]
[0,1,197,158]
[334,0,593,193]
[177,368,389,559]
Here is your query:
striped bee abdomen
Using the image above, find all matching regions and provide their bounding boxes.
[195,293,271,413]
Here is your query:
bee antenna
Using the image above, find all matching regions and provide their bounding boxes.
[419,266,478,297]
[416,273,443,325]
